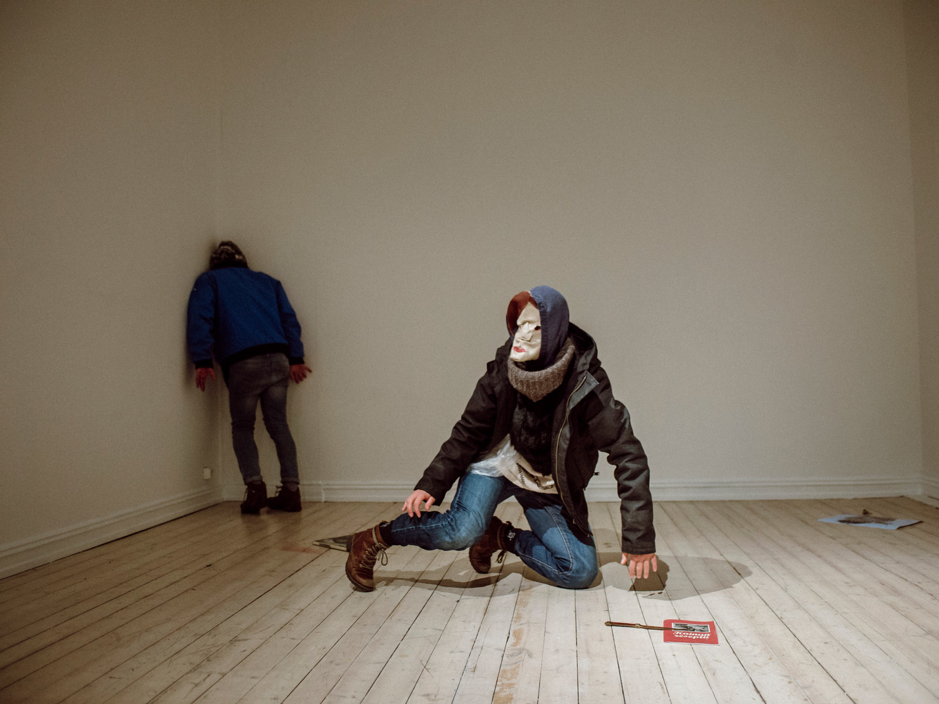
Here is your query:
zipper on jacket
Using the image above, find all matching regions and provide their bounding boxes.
[553,375,587,533]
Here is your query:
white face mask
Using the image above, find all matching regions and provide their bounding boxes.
[510,302,542,362]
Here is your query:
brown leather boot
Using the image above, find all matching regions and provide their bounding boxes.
[240,481,267,514]
[469,516,513,574]
[345,525,389,592]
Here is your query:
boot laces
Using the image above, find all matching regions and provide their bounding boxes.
[495,521,514,565]
[360,527,389,568]
[363,542,388,568]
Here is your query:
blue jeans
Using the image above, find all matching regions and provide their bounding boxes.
[388,472,598,589]
[227,353,299,486]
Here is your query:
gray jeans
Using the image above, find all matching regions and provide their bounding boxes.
[227,353,299,486]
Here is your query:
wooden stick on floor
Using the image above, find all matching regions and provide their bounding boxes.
[605,621,675,631]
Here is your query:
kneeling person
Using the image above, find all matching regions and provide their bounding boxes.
[346,286,656,591]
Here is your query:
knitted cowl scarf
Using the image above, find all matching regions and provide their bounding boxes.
[507,337,575,403]
[505,286,574,476]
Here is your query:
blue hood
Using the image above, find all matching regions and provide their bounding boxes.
[505,285,570,369]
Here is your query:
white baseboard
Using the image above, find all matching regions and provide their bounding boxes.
[217,475,926,504]
[921,474,939,501]
[0,486,223,579]
[598,476,924,502]
[221,481,409,502]
[909,493,939,509]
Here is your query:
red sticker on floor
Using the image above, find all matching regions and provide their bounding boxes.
[663,620,719,645]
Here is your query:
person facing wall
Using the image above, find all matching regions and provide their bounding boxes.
[186,241,312,514]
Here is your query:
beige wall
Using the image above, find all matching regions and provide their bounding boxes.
[0,0,930,576]
[906,0,939,493]
[218,0,922,500]
[0,0,222,573]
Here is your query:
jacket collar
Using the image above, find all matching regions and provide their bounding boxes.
[564,324,599,407]
[567,323,596,371]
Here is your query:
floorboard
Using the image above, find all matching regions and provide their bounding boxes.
[1,498,938,703]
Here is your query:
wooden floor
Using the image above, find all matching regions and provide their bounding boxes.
[1,497,939,704]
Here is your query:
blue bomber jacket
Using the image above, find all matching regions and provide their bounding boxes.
[186,266,305,374]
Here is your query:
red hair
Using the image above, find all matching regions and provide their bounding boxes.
[506,291,535,335]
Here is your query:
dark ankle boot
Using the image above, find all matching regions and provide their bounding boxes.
[240,481,267,514]
[267,485,301,512]
[469,516,513,574]
[345,525,389,592]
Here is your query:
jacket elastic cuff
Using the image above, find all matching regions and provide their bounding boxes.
[414,479,445,505]
[194,359,213,369]
[289,357,304,366]
[622,544,656,555]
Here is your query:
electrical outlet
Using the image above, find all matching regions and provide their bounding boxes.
[203,467,212,480]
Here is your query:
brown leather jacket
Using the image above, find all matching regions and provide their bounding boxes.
[415,323,655,554]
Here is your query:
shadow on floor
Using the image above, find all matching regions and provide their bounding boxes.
[376,552,750,597]
[595,553,751,597]
[322,523,751,595]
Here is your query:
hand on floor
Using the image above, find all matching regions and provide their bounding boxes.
[622,552,658,579]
